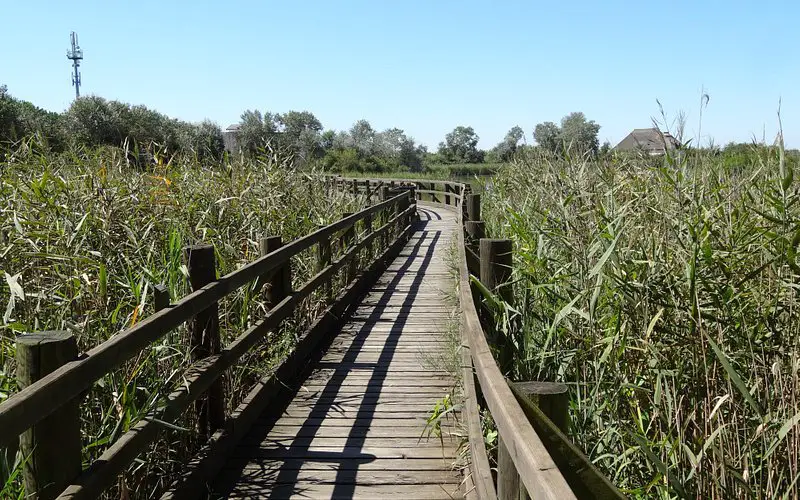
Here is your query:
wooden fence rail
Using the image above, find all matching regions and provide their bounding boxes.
[0,189,417,499]
[331,175,626,500]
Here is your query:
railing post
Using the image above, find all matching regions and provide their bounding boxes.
[479,238,514,374]
[444,182,452,205]
[409,186,418,222]
[510,381,571,500]
[317,231,332,301]
[260,236,290,308]
[497,435,521,500]
[16,331,81,500]
[184,244,225,438]
[466,193,481,222]
[351,178,357,195]
[364,211,373,260]
[342,214,356,283]
[380,186,391,249]
[513,381,569,433]
[154,283,170,312]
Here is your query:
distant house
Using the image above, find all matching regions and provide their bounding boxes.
[223,124,240,153]
[614,128,680,155]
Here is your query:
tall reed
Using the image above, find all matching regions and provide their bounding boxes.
[482,147,800,498]
[0,141,359,497]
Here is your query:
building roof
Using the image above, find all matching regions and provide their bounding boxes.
[614,128,679,153]
[225,124,241,132]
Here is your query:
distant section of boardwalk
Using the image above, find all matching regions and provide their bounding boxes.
[213,204,463,499]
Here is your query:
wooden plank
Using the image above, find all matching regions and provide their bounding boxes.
[225,483,462,499]
[224,457,461,471]
[296,385,454,394]
[244,436,460,449]
[264,417,434,428]
[265,425,460,439]
[217,468,461,485]
[232,446,459,460]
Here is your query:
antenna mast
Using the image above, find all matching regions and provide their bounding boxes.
[66,32,83,99]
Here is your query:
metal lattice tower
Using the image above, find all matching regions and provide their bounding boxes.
[66,32,83,99]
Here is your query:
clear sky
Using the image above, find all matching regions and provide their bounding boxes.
[2,0,798,149]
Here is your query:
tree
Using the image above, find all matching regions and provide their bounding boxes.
[66,96,129,148]
[375,128,426,171]
[533,113,601,156]
[559,112,600,155]
[320,130,336,151]
[492,125,525,161]
[236,109,280,157]
[278,111,323,163]
[186,120,225,161]
[350,119,376,156]
[438,126,483,163]
[533,121,560,154]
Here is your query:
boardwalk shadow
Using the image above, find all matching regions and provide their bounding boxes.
[214,213,448,498]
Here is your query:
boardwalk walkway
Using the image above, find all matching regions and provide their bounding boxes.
[213,204,464,499]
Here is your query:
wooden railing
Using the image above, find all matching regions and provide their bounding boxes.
[332,175,625,500]
[0,188,417,500]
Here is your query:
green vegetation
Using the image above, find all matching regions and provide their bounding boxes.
[1,86,225,162]
[533,111,602,156]
[482,145,800,498]
[0,139,361,497]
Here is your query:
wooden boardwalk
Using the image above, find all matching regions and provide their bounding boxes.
[213,204,464,499]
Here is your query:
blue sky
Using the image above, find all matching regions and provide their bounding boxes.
[2,0,798,149]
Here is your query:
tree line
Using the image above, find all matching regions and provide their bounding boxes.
[0,86,225,162]
[1,85,608,170]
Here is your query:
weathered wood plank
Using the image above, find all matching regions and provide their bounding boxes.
[224,457,461,472]
[225,483,462,499]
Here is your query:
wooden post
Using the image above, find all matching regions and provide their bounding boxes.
[513,381,569,433]
[465,221,486,246]
[184,245,225,438]
[479,238,514,375]
[409,186,419,221]
[466,194,481,222]
[260,236,289,308]
[461,185,472,221]
[154,284,170,312]
[364,211,373,259]
[16,331,81,500]
[317,232,332,302]
[444,182,452,205]
[341,214,356,283]
[380,186,391,249]
[497,435,521,500]
[352,179,358,195]
[512,381,569,500]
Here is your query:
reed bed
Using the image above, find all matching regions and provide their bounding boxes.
[482,147,800,498]
[0,141,360,497]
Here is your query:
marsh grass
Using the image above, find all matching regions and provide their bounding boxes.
[482,146,800,498]
[0,139,361,497]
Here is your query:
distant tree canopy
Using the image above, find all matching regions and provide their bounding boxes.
[534,112,601,156]
[489,125,525,162]
[2,84,614,172]
[438,126,484,163]
[0,87,225,162]
[321,119,427,173]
